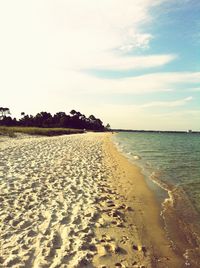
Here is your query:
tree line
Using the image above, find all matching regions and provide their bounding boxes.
[0,107,110,131]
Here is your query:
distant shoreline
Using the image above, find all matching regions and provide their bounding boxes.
[113,129,200,134]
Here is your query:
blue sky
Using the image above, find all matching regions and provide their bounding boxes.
[0,0,200,130]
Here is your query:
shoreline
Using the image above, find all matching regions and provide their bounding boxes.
[150,171,200,263]
[98,133,185,268]
[110,133,200,267]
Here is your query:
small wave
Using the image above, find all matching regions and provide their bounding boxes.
[133,155,141,160]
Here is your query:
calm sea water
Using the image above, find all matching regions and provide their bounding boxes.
[113,132,200,214]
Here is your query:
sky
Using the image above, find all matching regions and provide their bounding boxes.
[0,0,200,130]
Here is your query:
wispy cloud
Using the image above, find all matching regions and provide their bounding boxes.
[152,109,200,118]
[140,96,193,108]
[0,0,168,79]
[85,54,176,71]
[118,33,153,52]
[0,0,188,96]
[61,71,200,94]
[0,0,199,131]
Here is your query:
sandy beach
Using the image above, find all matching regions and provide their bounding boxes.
[0,132,189,267]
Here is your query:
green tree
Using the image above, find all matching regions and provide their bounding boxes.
[105,123,111,130]
[0,107,10,119]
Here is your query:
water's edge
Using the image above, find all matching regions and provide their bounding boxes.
[112,134,200,267]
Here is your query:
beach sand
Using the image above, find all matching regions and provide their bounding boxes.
[0,132,187,267]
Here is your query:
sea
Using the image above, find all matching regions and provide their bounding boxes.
[112,131,200,264]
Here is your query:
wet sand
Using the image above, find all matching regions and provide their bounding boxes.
[0,132,190,267]
[95,134,185,268]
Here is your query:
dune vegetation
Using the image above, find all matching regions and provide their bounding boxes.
[0,126,84,137]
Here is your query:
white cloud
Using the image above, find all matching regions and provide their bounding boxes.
[0,0,199,131]
[0,0,185,100]
[58,71,200,94]
[84,54,176,71]
[140,96,193,108]
[118,33,153,52]
[0,0,170,77]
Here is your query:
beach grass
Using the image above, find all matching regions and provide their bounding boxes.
[0,126,84,137]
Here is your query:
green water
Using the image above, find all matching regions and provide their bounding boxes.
[113,132,200,214]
